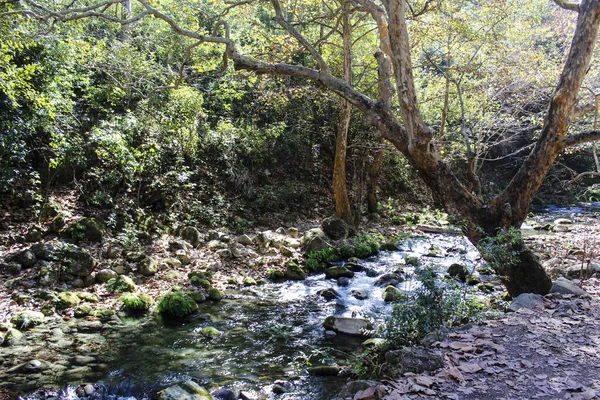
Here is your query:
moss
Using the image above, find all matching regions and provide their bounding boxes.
[267,269,285,280]
[77,292,99,303]
[119,292,154,314]
[91,309,115,320]
[243,277,257,286]
[157,289,198,319]
[74,304,93,318]
[55,292,81,309]
[285,262,306,280]
[190,276,211,288]
[207,288,223,301]
[201,326,221,339]
[106,275,137,293]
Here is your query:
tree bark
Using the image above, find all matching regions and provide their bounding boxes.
[366,141,384,214]
[333,1,353,224]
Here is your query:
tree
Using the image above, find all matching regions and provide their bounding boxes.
[7,0,600,296]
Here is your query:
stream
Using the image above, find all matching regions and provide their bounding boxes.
[20,203,600,400]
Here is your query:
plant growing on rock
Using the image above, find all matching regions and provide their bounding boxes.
[157,288,197,319]
[119,292,154,314]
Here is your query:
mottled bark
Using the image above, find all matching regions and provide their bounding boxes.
[366,142,384,214]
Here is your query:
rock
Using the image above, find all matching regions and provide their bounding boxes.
[466,274,481,285]
[25,227,43,242]
[55,291,81,309]
[351,289,368,300]
[77,217,106,241]
[383,286,406,302]
[181,226,201,247]
[11,310,45,329]
[207,288,223,301]
[18,249,37,268]
[38,267,56,286]
[319,288,340,300]
[323,316,373,336]
[74,304,93,318]
[447,263,469,282]
[106,275,137,293]
[416,224,461,235]
[50,213,66,233]
[565,261,600,279]
[186,289,206,303]
[375,273,402,287]
[163,258,182,269]
[287,227,299,238]
[509,293,544,312]
[280,246,294,257]
[552,224,571,233]
[421,328,449,347]
[216,249,232,259]
[169,239,192,252]
[8,359,50,374]
[321,215,349,240]
[2,262,22,274]
[3,328,25,345]
[175,249,192,265]
[554,218,572,225]
[325,266,354,279]
[201,326,222,339]
[30,243,57,260]
[300,228,330,255]
[61,246,97,276]
[138,256,159,276]
[405,256,421,266]
[285,262,306,280]
[550,277,589,297]
[95,269,117,283]
[362,338,386,349]
[158,380,214,400]
[237,234,254,246]
[384,347,444,376]
[364,268,379,277]
[337,277,350,286]
[211,388,236,400]
[307,365,340,376]
[242,277,256,286]
[337,381,380,399]
[207,240,228,250]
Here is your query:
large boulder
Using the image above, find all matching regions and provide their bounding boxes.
[61,246,97,277]
[550,277,589,297]
[325,266,354,280]
[300,228,330,255]
[509,293,544,312]
[323,316,373,336]
[138,256,159,276]
[10,310,45,330]
[383,286,406,302]
[76,217,106,242]
[285,263,306,280]
[181,226,201,247]
[321,216,349,240]
[384,347,444,376]
[158,381,214,400]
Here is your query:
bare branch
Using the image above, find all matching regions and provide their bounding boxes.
[552,0,581,12]
[561,130,600,148]
[270,0,329,71]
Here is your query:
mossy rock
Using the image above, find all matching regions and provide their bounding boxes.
[447,263,468,282]
[157,289,198,319]
[201,326,222,339]
[207,288,223,301]
[243,277,257,286]
[190,277,211,289]
[466,274,481,285]
[106,275,137,293]
[186,289,206,303]
[307,366,340,376]
[70,217,106,242]
[285,262,306,280]
[405,256,421,266]
[91,309,115,321]
[10,311,45,329]
[268,269,286,280]
[383,286,407,302]
[76,292,99,303]
[119,292,154,314]
[325,266,354,280]
[74,304,93,318]
[55,292,81,309]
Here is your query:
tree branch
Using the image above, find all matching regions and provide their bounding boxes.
[561,130,600,148]
[270,0,329,71]
[552,0,581,12]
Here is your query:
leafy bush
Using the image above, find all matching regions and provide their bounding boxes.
[157,288,197,318]
[476,227,522,276]
[382,267,484,349]
[119,292,154,314]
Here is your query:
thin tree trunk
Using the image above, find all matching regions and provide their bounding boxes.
[333,1,353,223]
[367,141,384,214]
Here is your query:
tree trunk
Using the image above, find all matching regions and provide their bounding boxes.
[333,1,353,224]
[366,141,384,214]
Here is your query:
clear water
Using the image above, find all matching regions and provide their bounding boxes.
[25,233,482,400]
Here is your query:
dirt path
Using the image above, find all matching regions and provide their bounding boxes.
[379,279,600,400]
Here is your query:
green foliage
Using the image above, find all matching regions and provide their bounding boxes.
[305,235,383,271]
[476,227,523,275]
[157,288,197,319]
[118,292,154,314]
[382,267,484,349]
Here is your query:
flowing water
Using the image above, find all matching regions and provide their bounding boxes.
[23,234,483,400]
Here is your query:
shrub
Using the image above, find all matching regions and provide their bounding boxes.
[119,292,154,314]
[381,267,484,349]
[157,289,197,318]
